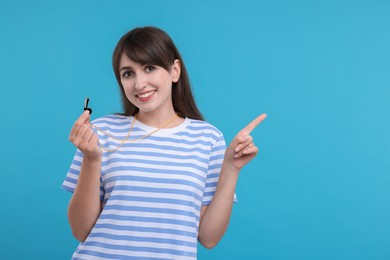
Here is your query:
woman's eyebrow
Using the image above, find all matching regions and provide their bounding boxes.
[119,66,133,72]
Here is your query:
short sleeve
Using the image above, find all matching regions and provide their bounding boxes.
[202,134,238,205]
[61,149,105,201]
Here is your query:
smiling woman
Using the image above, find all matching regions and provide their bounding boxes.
[62,26,266,259]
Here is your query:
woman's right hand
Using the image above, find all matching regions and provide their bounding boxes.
[69,110,102,160]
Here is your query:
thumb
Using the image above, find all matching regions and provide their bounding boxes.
[82,110,91,124]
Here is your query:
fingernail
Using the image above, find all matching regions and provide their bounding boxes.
[235,146,240,152]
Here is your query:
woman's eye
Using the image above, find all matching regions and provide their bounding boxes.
[145,65,156,72]
[122,71,134,78]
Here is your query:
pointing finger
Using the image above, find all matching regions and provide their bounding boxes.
[239,113,267,135]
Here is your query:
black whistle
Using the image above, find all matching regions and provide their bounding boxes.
[84,97,93,114]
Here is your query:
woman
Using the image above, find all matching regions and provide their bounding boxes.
[63,26,266,259]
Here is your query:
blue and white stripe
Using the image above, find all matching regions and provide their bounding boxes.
[62,115,235,259]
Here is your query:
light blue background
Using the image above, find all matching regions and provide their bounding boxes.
[1,0,389,259]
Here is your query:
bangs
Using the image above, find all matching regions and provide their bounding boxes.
[122,37,171,70]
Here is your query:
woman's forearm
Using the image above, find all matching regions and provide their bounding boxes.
[68,156,102,242]
[198,162,239,248]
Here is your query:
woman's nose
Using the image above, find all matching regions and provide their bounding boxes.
[135,74,147,90]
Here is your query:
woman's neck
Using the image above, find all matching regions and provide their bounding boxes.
[135,109,182,128]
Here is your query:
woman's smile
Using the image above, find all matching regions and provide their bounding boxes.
[136,90,157,102]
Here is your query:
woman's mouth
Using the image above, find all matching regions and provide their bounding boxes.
[136,90,156,102]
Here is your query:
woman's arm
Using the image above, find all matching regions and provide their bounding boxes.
[198,163,239,248]
[198,114,267,248]
[67,111,103,242]
[68,157,102,242]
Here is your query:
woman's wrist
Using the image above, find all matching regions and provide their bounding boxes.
[83,154,102,163]
[221,160,241,176]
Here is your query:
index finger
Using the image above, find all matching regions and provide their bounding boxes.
[240,113,267,135]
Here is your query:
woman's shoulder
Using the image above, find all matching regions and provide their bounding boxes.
[91,114,131,127]
[186,118,224,137]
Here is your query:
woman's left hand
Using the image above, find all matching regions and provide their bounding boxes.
[224,114,267,173]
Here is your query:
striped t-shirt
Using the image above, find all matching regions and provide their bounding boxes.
[62,115,235,259]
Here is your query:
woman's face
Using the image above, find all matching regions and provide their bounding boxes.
[119,53,181,115]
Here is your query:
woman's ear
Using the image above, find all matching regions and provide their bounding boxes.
[171,59,181,83]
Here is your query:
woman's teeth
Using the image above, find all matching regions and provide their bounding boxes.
[138,91,155,98]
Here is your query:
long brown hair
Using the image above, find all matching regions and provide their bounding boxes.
[112,26,203,120]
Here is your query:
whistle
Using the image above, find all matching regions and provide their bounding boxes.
[84,97,93,114]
